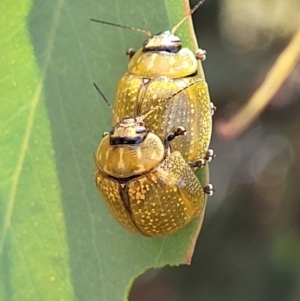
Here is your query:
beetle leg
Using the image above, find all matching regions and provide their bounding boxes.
[164,126,187,155]
[166,126,186,142]
[204,184,214,196]
[205,149,215,162]
[210,102,217,116]
[189,149,215,168]
[188,159,206,168]
[126,48,136,59]
[195,48,207,61]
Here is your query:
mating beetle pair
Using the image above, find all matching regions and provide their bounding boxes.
[92,0,215,236]
[93,82,213,236]
[92,0,214,165]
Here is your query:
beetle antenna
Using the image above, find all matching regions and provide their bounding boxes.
[90,19,152,38]
[138,78,203,122]
[93,83,119,123]
[171,0,205,35]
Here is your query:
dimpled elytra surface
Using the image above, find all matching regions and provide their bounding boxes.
[114,75,212,163]
[128,151,204,236]
[95,169,141,234]
[95,151,205,237]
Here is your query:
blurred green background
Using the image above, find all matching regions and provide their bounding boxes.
[130,0,300,300]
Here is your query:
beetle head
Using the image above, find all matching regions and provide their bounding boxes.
[109,116,147,145]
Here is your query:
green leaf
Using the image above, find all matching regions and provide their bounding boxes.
[0,0,209,300]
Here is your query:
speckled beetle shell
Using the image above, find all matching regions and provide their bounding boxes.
[115,75,212,163]
[114,30,213,164]
[95,117,206,236]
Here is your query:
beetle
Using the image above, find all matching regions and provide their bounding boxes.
[93,83,213,236]
[91,0,215,166]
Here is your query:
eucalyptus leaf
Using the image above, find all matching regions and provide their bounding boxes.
[0,0,209,300]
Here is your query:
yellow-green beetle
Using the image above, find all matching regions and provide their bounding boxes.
[95,115,213,236]
[91,0,215,165]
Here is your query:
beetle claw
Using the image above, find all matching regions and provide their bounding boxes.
[205,149,215,162]
[126,48,136,59]
[210,102,217,116]
[195,48,207,61]
[174,126,186,137]
[167,126,187,142]
[204,184,214,196]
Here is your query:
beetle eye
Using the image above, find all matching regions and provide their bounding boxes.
[136,126,146,134]
[109,127,115,135]
[143,40,148,46]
